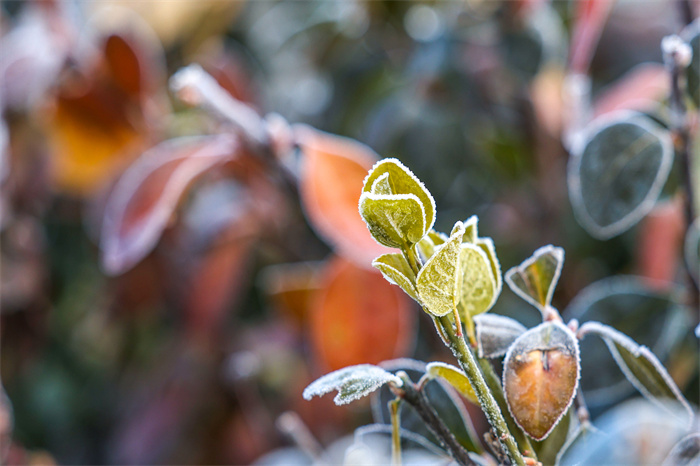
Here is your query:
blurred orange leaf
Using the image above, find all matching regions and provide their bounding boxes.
[296,125,392,268]
[100,134,238,275]
[309,256,415,372]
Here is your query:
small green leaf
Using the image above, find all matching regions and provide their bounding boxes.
[462,215,478,243]
[416,222,465,317]
[505,245,564,313]
[416,230,448,263]
[578,321,693,427]
[303,364,402,406]
[370,172,393,195]
[363,158,436,234]
[568,114,673,239]
[475,238,502,296]
[359,192,426,248]
[426,362,478,404]
[459,243,498,318]
[372,253,420,302]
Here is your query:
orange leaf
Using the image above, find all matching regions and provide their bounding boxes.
[309,256,415,372]
[296,125,392,267]
[100,134,238,275]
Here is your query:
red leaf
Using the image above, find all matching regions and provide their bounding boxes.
[309,256,415,372]
[569,0,615,74]
[636,199,684,289]
[100,134,238,275]
[594,63,669,117]
[296,125,392,267]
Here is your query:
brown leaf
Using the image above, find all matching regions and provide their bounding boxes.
[309,256,415,372]
[296,125,392,267]
[100,134,238,275]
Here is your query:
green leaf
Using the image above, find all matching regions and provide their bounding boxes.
[303,364,402,406]
[362,158,436,234]
[568,114,673,239]
[682,19,700,107]
[458,243,498,318]
[505,245,564,313]
[416,230,448,263]
[416,222,465,317]
[359,192,426,248]
[578,321,693,427]
[426,362,478,404]
[462,215,478,243]
[372,253,419,302]
[503,321,580,441]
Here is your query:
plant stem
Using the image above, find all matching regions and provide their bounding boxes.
[438,316,527,466]
[389,398,402,466]
[393,374,475,466]
[477,357,537,461]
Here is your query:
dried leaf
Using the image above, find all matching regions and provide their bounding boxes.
[297,125,391,267]
[474,314,527,359]
[459,243,498,319]
[578,321,693,427]
[416,222,465,317]
[426,362,477,404]
[568,113,674,239]
[310,257,415,371]
[100,134,238,275]
[505,245,564,314]
[503,321,580,440]
[303,364,402,406]
[372,253,419,303]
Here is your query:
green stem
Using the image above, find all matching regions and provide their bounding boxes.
[402,243,421,278]
[438,316,526,466]
[389,398,402,466]
[477,357,536,460]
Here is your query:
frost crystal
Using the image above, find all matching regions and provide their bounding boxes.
[303,364,403,406]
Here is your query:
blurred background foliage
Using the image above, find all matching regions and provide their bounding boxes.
[0,0,698,464]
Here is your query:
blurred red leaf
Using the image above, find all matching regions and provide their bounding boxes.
[296,125,391,268]
[594,63,669,117]
[569,0,615,74]
[636,199,685,289]
[261,262,323,332]
[100,134,238,275]
[104,34,144,97]
[309,256,415,372]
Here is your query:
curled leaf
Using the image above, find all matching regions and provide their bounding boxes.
[372,253,419,302]
[100,134,238,275]
[426,362,477,404]
[503,321,580,440]
[578,321,693,427]
[568,113,674,239]
[458,243,498,319]
[505,245,564,314]
[303,364,402,406]
[474,314,527,359]
[359,193,426,248]
[416,222,465,317]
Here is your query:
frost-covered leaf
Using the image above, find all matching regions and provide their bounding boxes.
[416,222,465,317]
[505,245,564,313]
[359,192,426,248]
[426,362,477,404]
[362,158,436,236]
[303,364,402,406]
[458,244,498,320]
[476,238,502,298]
[503,321,580,440]
[372,253,419,302]
[416,230,448,263]
[685,218,700,285]
[534,407,572,466]
[556,421,606,466]
[662,433,700,466]
[568,113,673,239]
[577,321,693,427]
[682,19,700,107]
[474,314,527,359]
[462,215,478,243]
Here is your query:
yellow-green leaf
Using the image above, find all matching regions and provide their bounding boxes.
[426,361,478,404]
[416,222,465,317]
[505,245,564,313]
[459,243,498,318]
[416,229,448,263]
[476,237,502,296]
[462,215,478,243]
[359,192,426,248]
[372,253,419,302]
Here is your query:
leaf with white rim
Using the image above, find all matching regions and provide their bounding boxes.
[426,362,478,404]
[568,112,674,239]
[416,229,448,263]
[458,243,498,319]
[474,314,527,359]
[661,433,700,466]
[476,237,502,296]
[503,321,580,440]
[416,222,465,317]
[505,245,564,313]
[372,253,419,303]
[578,321,693,427]
[462,215,479,243]
[359,192,426,248]
[555,421,606,466]
[303,364,403,406]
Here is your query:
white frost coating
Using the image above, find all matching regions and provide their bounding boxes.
[303,364,402,406]
[661,35,693,68]
[504,244,564,314]
[358,191,427,245]
[567,111,674,239]
[361,157,437,232]
[474,313,527,359]
[477,237,502,294]
[577,321,694,428]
